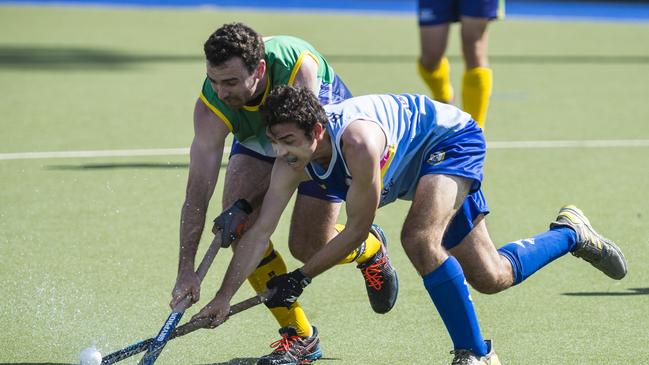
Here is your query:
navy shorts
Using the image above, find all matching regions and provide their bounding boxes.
[229,74,351,203]
[418,0,503,26]
[419,120,489,249]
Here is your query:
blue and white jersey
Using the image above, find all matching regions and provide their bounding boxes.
[305,94,474,207]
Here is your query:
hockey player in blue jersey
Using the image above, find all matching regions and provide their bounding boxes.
[193,86,627,364]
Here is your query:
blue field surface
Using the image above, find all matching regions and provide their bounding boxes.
[2,0,649,22]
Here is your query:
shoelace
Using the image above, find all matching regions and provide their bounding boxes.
[269,333,301,354]
[361,255,388,290]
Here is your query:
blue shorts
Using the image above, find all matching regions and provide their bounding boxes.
[318,74,353,105]
[229,74,351,202]
[418,0,503,26]
[419,120,488,249]
[419,120,485,193]
[443,189,489,249]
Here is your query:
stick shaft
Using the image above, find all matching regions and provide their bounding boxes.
[100,291,268,365]
[138,235,223,365]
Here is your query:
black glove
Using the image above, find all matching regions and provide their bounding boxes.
[265,269,312,308]
[212,199,252,248]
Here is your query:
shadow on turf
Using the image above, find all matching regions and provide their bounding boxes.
[46,162,191,170]
[46,162,229,170]
[0,46,200,70]
[199,357,341,365]
[1,46,649,70]
[0,357,343,365]
[563,287,649,296]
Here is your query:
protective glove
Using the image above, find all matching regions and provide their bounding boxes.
[265,269,311,308]
[212,199,252,247]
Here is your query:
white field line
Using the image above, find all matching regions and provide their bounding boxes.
[488,139,649,149]
[1,139,649,161]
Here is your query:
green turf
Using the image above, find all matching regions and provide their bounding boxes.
[1,5,648,365]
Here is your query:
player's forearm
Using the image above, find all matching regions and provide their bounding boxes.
[302,227,368,278]
[216,228,271,299]
[178,199,209,273]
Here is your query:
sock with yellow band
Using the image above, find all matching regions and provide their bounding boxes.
[462,67,493,129]
[334,223,382,265]
[418,57,454,103]
[247,241,313,337]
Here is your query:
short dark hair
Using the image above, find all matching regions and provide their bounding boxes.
[261,86,328,138]
[203,22,264,73]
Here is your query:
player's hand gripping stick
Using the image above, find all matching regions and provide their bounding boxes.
[136,199,252,365]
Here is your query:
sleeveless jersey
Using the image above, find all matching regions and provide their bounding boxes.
[305,94,472,207]
[200,36,336,157]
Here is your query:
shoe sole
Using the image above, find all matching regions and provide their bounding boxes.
[300,350,322,364]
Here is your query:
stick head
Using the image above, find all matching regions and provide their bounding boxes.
[80,346,102,365]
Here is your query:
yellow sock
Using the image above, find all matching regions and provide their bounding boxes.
[247,241,313,337]
[462,67,493,129]
[335,224,382,265]
[417,57,454,103]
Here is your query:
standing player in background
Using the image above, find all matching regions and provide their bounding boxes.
[193,86,627,364]
[170,23,399,365]
[417,0,504,129]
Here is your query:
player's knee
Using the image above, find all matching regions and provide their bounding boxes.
[420,54,445,71]
[400,226,443,252]
[288,228,328,263]
[288,242,312,263]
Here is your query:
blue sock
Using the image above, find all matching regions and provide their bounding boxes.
[423,256,488,356]
[498,227,577,284]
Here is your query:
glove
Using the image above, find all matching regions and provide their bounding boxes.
[265,269,311,308]
[212,199,253,248]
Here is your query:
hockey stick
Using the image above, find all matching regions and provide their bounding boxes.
[100,290,271,365]
[136,199,252,365]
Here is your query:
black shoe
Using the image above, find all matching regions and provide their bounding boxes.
[356,224,399,314]
[256,326,322,365]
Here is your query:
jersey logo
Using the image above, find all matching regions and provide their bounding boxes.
[326,112,342,124]
[426,151,446,165]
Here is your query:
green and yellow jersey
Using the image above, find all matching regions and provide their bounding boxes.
[200,35,336,157]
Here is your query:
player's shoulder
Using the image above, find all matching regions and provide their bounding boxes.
[263,35,309,48]
[264,35,313,53]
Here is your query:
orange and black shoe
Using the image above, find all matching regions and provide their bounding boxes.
[357,224,399,314]
[257,326,322,365]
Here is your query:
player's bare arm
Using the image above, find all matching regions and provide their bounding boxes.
[301,120,386,278]
[290,53,320,95]
[170,98,230,309]
[191,158,306,325]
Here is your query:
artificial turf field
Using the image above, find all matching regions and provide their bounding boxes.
[1,4,648,364]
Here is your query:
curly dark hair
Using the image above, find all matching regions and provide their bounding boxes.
[203,22,264,73]
[261,86,328,138]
